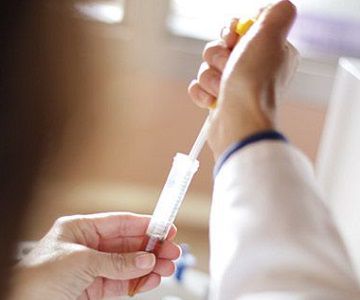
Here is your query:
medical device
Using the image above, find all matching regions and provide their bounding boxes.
[128,18,256,297]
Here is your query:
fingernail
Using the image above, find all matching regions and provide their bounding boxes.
[135,253,155,269]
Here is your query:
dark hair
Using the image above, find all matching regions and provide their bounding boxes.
[0,1,71,296]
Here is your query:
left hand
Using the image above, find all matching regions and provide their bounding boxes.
[9,213,181,300]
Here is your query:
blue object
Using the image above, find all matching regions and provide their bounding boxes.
[175,261,186,282]
[213,130,287,177]
[175,244,195,283]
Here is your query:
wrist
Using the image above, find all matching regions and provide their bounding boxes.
[210,125,275,160]
[209,84,277,159]
[209,108,275,160]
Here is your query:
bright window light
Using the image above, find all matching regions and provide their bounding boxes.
[168,0,272,40]
[168,0,360,57]
[75,0,125,24]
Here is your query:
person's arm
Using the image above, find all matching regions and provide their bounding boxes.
[210,141,360,299]
[188,0,360,298]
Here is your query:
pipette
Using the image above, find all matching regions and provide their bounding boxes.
[127,17,256,297]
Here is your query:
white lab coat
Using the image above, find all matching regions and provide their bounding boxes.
[209,141,360,299]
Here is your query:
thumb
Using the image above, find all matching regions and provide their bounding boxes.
[256,0,297,42]
[88,250,156,280]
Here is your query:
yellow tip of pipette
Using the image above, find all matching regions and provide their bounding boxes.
[235,18,256,36]
[207,18,256,111]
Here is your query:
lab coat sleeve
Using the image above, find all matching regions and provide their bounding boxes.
[209,141,360,300]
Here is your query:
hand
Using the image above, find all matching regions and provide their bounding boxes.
[9,213,181,300]
[188,0,299,159]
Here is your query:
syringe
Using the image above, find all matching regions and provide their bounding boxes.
[127,17,256,297]
[127,152,200,296]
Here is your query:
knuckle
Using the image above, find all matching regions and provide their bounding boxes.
[187,80,197,94]
[198,68,218,86]
[198,61,210,73]
[188,89,198,101]
[190,86,208,105]
[203,41,223,60]
[54,214,85,227]
[54,216,70,228]
[202,40,219,59]
[197,63,211,82]
[188,85,201,103]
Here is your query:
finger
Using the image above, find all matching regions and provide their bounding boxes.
[98,224,176,252]
[166,225,177,241]
[137,273,161,293]
[220,18,240,49]
[89,213,151,238]
[99,236,145,253]
[82,277,103,300]
[155,240,181,260]
[99,237,181,260]
[87,250,156,280]
[256,0,297,43]
[89,214,176,240]
[102,274,161,297]
[197,62,221,97]
[188,80,216,109]
[202,40,230,72]
[56,213,151,240]
[90,216,175,240]
[137,273,161,294]
[102,278,128,298]
[153,259,176,277]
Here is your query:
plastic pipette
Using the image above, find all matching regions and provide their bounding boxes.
[127,17,256,297]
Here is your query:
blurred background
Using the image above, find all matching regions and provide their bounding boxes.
[20,0,360,273]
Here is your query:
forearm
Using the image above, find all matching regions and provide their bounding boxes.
[209,142,360,299]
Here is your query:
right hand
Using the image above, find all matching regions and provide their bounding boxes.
[188,0,299,159]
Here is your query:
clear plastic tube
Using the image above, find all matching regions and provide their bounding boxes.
[146,153,199,240]
[189,112,213,160]
[128,153,199,296]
